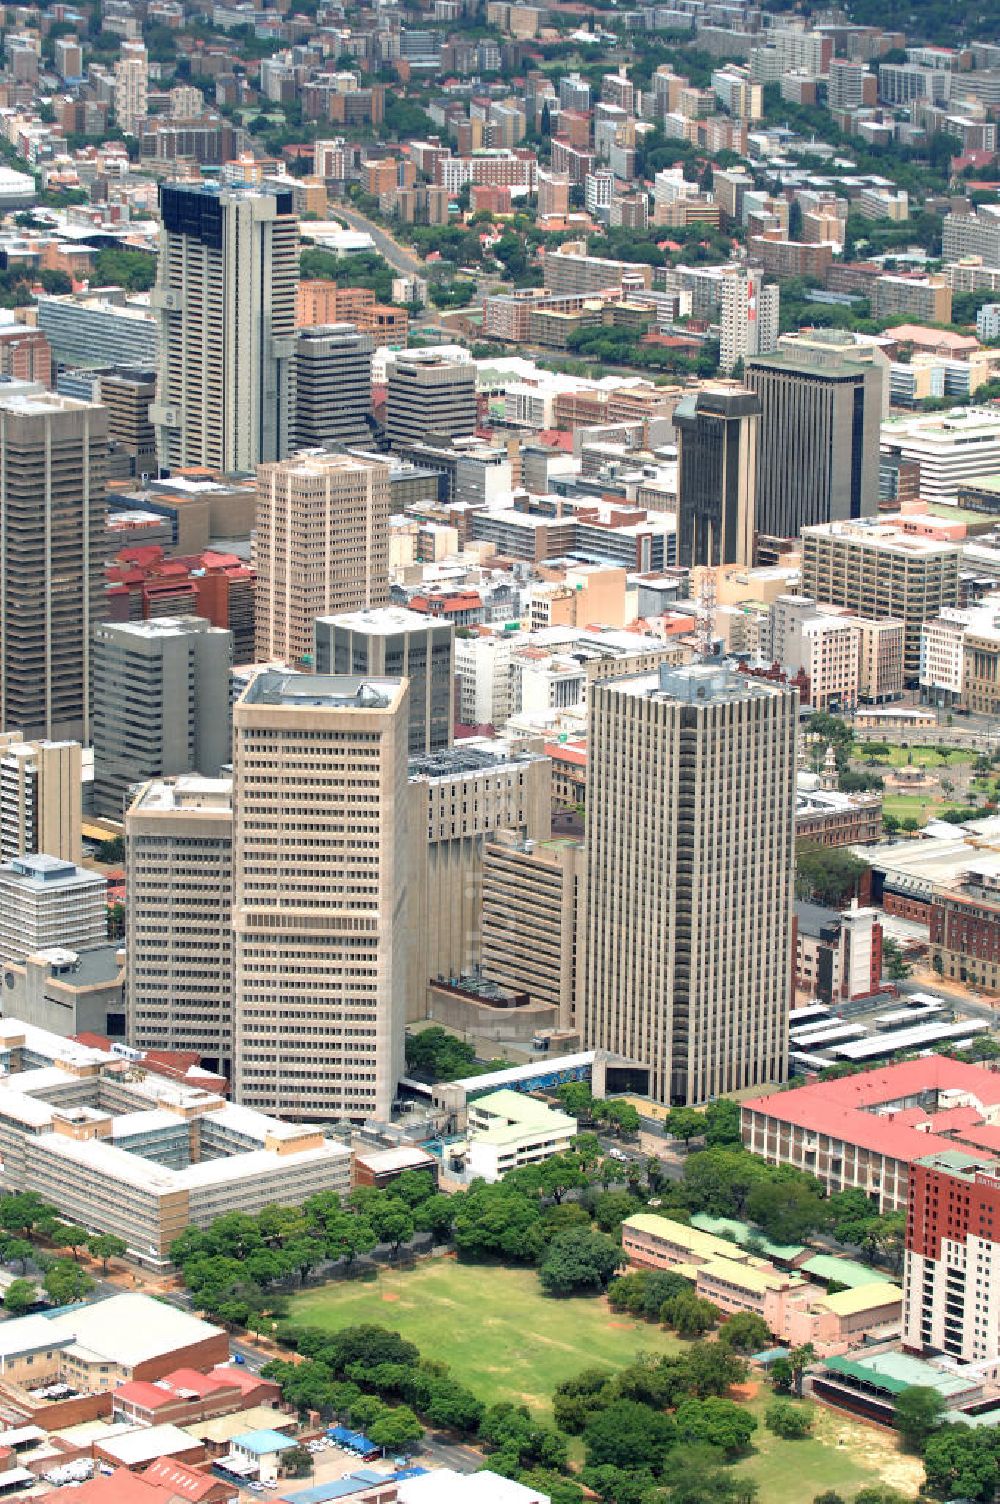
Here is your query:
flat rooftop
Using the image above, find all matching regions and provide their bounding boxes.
[243,672,401,711]
[316,606,445,635]
[131,776,232,814]
[614,662,782,705]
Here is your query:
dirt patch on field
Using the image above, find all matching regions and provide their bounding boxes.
[729,1382,759,1402]
[381,1292,401,1302]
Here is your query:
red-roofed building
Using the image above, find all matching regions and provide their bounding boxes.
[742,1057,1000,1213]
[113,1368,246,1428]
[8,1468,235,1504]
[143,1456,237,1501]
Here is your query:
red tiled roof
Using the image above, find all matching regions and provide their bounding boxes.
[114,1381,178,1410]
[142,1458,223,1500]
[744,1057,1000,1164]
[544,740,587,766]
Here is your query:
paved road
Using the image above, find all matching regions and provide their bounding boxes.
[326,203,435,283]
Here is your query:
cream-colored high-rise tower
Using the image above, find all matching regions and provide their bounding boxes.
[114,41,148,136]
[126,775,233,1076]
[232,672,408,1123]
[581,663,797,1107]
[253,451,390,666]
[150,183,298,473]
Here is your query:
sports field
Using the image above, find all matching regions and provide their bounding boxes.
[290,1258,682,1417]
[288,1260,920,1499]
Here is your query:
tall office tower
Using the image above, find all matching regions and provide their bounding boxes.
[114,40,148,135]
[0,392,106,743]
[582,664,797,1107]
[253,452,390,666]
[315,607,454,756]
[386,351,477,449]
[98,368,157,480]
[746,332,884,543]
[232,671,409,1123]
[0,735,81,864]
[674,383,761,568]
[91,617,233,817]
[719,268,779,375]
[150,183,298,474]
[126,775,233,1076]
[293,324,374,450]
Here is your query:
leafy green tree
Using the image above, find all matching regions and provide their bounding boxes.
[0,1192,52,1235]
[788,1344,815,1398]
[580,1463,658,1504]
[795,843,869,906]
[349,1394,387,1429]
[4,1238,35,1275]
[413,1194,456,1241]
[451,1182,545,1264]
[93,248,157,292]
[556,1082,594,1119]
[666,1108,704,1147]
[583,1398,677,1475]
[765,1401,813,1439]
[369,1404,423,1453]
[894,1384,945,1451]
[552,1368,613,1434]
[718,1312,771,1353]
[882,937,912,981]
[854,1490,920,1504]
[51,1224,89,1260]
[43,1259,94,1305]
[3,1278,35,1316]
[283,1444,313,1477]
[679,1342,747,1399]
[745,1179,829,1244]
[675,1397,757,1456]
[663,1292,719,1337]
[480,1402,568,1470]
[769,1357,793,1393]
[86,1233,126,1272]
[538,1227,624,1296]
[609,1268,693,1321]
[704,1099,742,1148]
[593,1191,644,1235]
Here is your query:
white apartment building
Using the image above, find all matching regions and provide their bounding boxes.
[0,734,81,865]
[114,41,148,135]
[232,672,409,1123]
[719,267,779,375]
[920,598,1000,708]
[455,633,514,727]
[880,408,1000,504]
[0,855,106,967]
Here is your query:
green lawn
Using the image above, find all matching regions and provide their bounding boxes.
[852,743,974,768]
[881,792,967,825]
[734,1391,922,1504]
[289,1258,682,1418]
[289,1262,920,1500]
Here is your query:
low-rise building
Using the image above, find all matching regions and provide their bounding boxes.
[0,1020,351,1264]
[622,1214,901,1354]
[742,1057,1000,1213]
[464,1089,577,1181]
